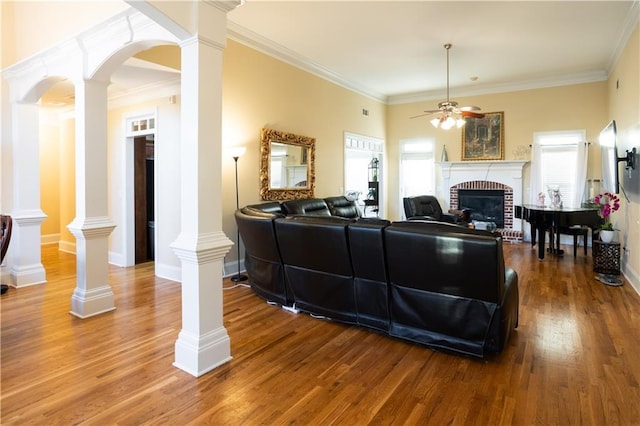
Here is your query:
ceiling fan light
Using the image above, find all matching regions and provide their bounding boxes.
[441,116,456,130]
[430,117,441,128]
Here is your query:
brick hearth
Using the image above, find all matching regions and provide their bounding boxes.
[439,161,528,243]
[449,180,521,243]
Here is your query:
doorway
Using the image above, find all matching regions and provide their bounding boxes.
[399,139,434,219]
[134,135,155,263]
[344,132,384,217]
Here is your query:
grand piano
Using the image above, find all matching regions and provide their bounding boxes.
[516,204,602,260]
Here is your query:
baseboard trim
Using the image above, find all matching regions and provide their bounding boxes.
[41,233,60,245]
[58,240,76,254]
[155,262,181,283]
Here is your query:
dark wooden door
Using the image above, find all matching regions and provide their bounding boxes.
[134,136,154,263]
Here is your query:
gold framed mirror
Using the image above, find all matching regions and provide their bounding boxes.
[260,128,315,200]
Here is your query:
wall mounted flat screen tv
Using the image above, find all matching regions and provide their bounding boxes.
[600,120,619,194]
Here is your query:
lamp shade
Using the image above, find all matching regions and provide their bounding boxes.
[228,146,246,159]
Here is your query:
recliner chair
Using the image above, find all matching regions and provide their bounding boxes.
[324,196,361,219]
[1,215,12,295]
[403,195,460,223]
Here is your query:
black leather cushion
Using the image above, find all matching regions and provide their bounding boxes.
[384,221,517,357]
[282,198,331,216]
[274,215,356,322]
[235,208,290,305]
[324,196,361,218]
[245,202,284,215]
[386,221,502,302]
[403,195,458,223]
[348,219,391,331]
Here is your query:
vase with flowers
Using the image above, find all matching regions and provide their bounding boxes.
[594,191,620,242]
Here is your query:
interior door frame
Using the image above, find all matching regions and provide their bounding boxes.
[123,111,157,267]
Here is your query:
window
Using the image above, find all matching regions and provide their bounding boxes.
[530,130,588,208]
[399,139,434,219]
[126,116,155,136]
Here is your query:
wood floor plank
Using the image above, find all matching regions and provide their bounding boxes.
[2,243,640,425]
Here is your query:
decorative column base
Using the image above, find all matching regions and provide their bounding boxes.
[173,328,232,377]
[10,211,47,288]
[171,231,233,377]
[69,285,116,319]
[10,263,47,288]
[67,217,116,318]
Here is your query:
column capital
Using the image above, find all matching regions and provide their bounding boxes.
[67,216,116,239]
[179,34,226,51]
[10,209,48,225]
[171,231,233,264]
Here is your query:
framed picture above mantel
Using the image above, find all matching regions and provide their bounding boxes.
[461,111,504,161]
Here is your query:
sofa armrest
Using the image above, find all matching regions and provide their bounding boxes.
[440,212,461,223]
[503,268,519,325]
[499,267,519,346]
[407,215,438,221]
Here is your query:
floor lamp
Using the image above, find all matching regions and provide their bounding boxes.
[230,146,248,283]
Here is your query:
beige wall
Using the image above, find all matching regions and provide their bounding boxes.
[386,82,608,220]
[0,1,127,68]
[220,40,386,245]
[58,116,75,249]
[39,109,61,239]
[608,25,639,285]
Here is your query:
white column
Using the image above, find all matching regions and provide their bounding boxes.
[67,79,116,318]
[10,102,47,287]
[170,34,233,377]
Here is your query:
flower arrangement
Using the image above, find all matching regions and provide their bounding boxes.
[594,192,620,230]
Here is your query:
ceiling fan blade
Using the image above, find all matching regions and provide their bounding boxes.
[410,112,435,119]
[460,110,485,118]
[459,105,482,112]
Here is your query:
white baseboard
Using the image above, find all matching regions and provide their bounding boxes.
[58,240,76,254]
[622,263,640,296]
[41,233,60,245]
[155,262,181,283]
[108,251,126,267]
[223,259,246,279]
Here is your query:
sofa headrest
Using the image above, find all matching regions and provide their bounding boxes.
[245,202,284,214]
[240,206,285,219]
[390,220,497,238]
[282,198,331,216]
[282,215,355,226]
[324,196,361,218]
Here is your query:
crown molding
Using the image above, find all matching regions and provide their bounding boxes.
[226,21,388,104]
[388,70,609,105]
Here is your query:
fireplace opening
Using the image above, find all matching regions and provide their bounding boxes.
[458,189,505,228]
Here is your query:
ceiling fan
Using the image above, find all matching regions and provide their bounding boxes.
[411,43,484,129]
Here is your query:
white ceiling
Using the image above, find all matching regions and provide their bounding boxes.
[42,1,638,107]
[227,1,639,103]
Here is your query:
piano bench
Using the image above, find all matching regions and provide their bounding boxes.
[558,225,589,257]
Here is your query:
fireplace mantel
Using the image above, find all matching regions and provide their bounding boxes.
[437,160,528,181]
[437,160,529,235]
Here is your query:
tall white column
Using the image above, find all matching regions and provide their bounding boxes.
[67,79,116,318]
[10,102,47,287]
[170,34,233,377]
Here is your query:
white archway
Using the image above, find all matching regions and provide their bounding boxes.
[1,1,241,377]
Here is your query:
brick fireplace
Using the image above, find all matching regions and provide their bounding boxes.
[438,161,528,243]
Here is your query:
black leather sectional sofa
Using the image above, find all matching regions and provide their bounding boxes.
[234,196,518,358]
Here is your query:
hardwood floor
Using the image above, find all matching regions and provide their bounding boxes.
[2,243,639,425]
